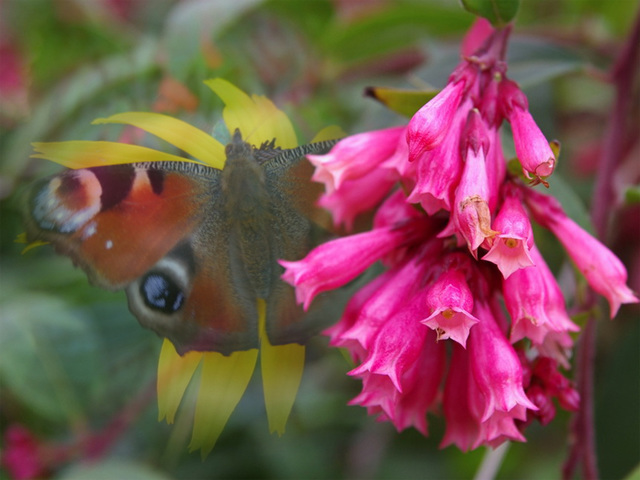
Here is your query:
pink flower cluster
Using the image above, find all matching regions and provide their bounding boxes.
[281,20,638,450]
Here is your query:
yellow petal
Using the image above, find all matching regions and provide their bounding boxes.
[93,112,226,170]
[258,299,305,436]
[204,78,297,149]
[157,339,202,424]
[31,141,199,169]
[311,125,346,143]
[189,349,258,457]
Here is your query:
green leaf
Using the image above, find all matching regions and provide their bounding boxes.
[364,86,438,117]
[0,292,98,422]
[320,2,469,65]
[624,185,640,205]
[460,0,520,27]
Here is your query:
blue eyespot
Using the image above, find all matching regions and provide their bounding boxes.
[140,273,185,313]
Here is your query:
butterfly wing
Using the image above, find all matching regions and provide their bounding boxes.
[261,141,347,345]
[25,161,259,355]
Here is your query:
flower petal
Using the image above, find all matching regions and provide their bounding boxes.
[157,339,202,424]
[205,78,297,148]
[259,300,305,435]
[93,112,226,169]
[31,141,195,169]
[189,348,258,457]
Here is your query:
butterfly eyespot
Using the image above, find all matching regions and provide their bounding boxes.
[140,272,185,313]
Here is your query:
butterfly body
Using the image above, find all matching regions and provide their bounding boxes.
[25,130,336,355]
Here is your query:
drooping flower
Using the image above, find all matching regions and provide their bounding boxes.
[483,184,534,278]
[407,80,466,158]
[442,109,498,256]
[422,258,479,347]
[504,245,579,349]
[282,18,638,451]
[499,78,557,182]
[524,187,639,317]
[308,126,404,193]
[406,99,469,214]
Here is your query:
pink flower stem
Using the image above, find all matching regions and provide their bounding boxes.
[591,8,640,240]
[564,10,640,480]
[562,313,598,480]
[84,378,157,459]
[471,25,512,66]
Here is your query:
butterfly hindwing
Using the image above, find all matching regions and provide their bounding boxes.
[260,140,341,346]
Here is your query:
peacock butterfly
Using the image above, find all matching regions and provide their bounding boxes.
[24,129,338,355]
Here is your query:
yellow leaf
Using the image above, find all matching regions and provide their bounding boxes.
[31,141,197,169]
[157,339,202,424]
[189,349,258,457]
[258,299,305,435]
[204,78,297,149]
[93,112,226,170]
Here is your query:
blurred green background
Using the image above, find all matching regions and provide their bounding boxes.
[1,0,638,479]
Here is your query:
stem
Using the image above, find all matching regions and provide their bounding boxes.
[564,7,640,480]
[474,443,510,480]
[563,313,598,480]
[84,378,157,459]
[591,9,640,240]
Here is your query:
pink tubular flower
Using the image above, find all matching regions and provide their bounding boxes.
[461,17,494,57]
[499,79,556,181]
[485,129,507,211]
[422,265,479,347]
[525,188,639,317]
[349,287,432,392]
[283,17,637,453]
[308,126,404,192]
[483,186,534,278]
[406,99,470,214]
[280,224,414,309]
[324,271,390,361]
[504,245,579,347]
[351,329,445,435]
[520,356,580,427]
[317,166,397,230]
[440,110,497,256]
[2,425,47,480]
[407,78,467,161]
[468,300,537,421]
[340,254,433,351]
[440,344,479,451]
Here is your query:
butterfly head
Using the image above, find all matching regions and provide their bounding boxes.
[224,129,254,164]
